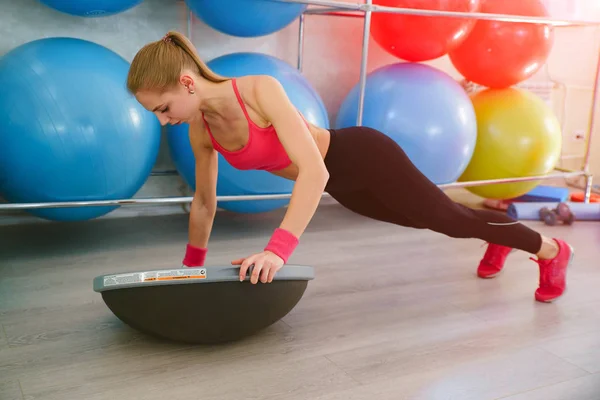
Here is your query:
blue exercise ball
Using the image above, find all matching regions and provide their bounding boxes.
[38,0,142,17]
[336,62,477,184]
[167,52,329,214]
[185,0,306,37]
[0,37,161,221]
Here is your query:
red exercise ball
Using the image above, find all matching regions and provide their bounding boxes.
[448,0,554,88]
[371,0,481,62]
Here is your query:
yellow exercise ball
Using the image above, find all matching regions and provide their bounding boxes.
[458,87,562,199]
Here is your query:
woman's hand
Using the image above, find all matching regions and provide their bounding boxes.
[232,250,284,284]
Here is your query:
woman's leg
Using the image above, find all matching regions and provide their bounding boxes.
[325,126,543,251]
[327,188,434,228]
[324,126,573,302]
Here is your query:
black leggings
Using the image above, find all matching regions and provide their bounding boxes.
[323,126,543,254]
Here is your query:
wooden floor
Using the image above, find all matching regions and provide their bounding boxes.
[1,198,600,400]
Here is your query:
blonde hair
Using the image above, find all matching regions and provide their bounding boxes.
[127,30,229,94]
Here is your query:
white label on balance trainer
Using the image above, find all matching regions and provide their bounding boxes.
[103,268,207,287]
[103,272,144,287]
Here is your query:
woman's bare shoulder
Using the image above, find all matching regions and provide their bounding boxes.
[187,119,213,152]
[236,75,289,118]
[236,74,282,99]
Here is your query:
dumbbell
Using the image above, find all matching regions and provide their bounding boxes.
[539,202,575,226]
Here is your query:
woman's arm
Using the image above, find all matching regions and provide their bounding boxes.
[183,122,219,267]
[232,75,330,283]
[253,75,330,239]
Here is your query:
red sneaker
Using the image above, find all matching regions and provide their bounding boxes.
[477,243,513,278]
[530,239,574,303]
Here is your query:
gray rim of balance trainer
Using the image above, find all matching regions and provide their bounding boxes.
[93,264,315,292]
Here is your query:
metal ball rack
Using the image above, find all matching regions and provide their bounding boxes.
[1,0,599,214]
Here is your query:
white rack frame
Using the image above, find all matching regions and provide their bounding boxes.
[1,0,599,213]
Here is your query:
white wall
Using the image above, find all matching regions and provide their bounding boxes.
[1,0,599,224]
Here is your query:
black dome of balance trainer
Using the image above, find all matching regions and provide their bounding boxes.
[93,265,314,344]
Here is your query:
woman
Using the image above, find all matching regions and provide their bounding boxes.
[127,31,573,303]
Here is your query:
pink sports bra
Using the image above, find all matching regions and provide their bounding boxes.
[201,78,308,172]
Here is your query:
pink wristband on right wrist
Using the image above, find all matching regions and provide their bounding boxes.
[182,243,207,267]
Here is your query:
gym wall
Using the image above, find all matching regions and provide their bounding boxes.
[1,0,599,223]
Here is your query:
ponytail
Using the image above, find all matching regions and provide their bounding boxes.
[167,31,229,83]
[127,30,229,94]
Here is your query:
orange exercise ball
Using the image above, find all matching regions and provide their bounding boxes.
[371,0,480,62]
[458,87,562,199]
[448,0,554,88]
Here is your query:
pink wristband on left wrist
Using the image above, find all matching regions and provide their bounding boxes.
[264,228,299,264]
